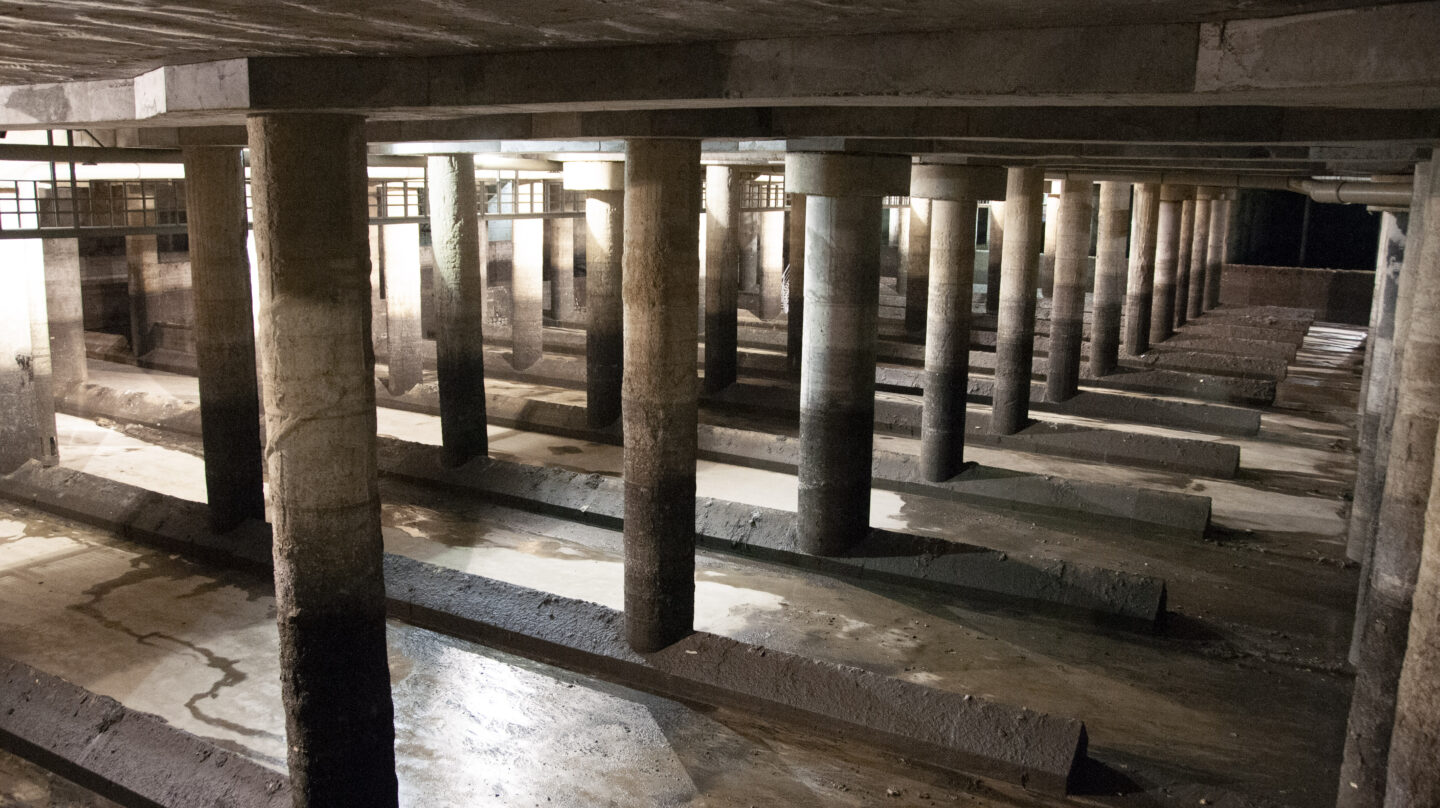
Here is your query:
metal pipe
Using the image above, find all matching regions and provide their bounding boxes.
[1288,179,1414,207]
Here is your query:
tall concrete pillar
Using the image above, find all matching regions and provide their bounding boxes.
[786,152,910,554]
[991,167,1045,435]
[985,202,1005,314]
[1149,186,1184,345]
[0,270,37,474]
[1038,187,1060,298]
[1386,386,1440,806]
[564,161,625,429]
[427,153,489,466]
[703,165,740,393]
[904,195,931,338]
[1122,183,1160,356]
[1188,188,1216,319]
[125,235,157,359]
[547,214,577,324]
[382,223,424,393]
[786,193,806,375]
[1203,195,1227,311]
[1348,211,1408,562]
[182,146,264,531]
[512,193,545,370]
[886,206,902,283]
[758,209,786,321]
[739,210,759,292]
[1339,155,1440,808]
[622,139,702,653]
[42,238,86,391]
[912,166,999,481]
[1352,167,1430,666]
[1174,197,1196,329]
[247,113,397,808]
[1089,182,1131,377]
[24,244,58,467]
[1047,179,1096,403]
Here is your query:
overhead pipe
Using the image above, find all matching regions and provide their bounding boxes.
[1287,179,1413,207]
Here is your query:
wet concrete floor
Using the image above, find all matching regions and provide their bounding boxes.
[0,322,1367,807]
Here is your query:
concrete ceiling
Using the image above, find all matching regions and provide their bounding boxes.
[0,0,1422,85]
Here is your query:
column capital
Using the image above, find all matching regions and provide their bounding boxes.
[910,164,1008,202]
[784,152,910,198]
[1160,184,1195,202]
[563,160,625,192]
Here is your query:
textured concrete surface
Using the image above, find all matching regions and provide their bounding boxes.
[0,317,1369,805]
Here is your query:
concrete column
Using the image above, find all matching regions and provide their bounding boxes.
[1174,197,1196,329]
[24,244,58,467]
[985,202,1005,314]
[42,238,86,391]
[125,235,157,359]
[1203,196,1227,311]
[992,167,1045,436]
[758,209,786,321]
[739,210,759,292]
[1352,167,1431,665]
[1038,188,1060,298]
[1386,385,1440,807]
[886,206,902,283]
[1150,186,1184,345]
[0,269,37,474]
[182,146,264,531]
[703,165,740,393]
[426,153,489,466]
[247,113,397,807]
[565,161,625,429]
[904,195,931,338]
[1046,179,1096,403]
[1348,211,1408,562]
[547,215,577,324]
[1340,155,1440,808]
[1089,182,1131,377]
[622,139,702,653]
[787,152,910,555]
[1122,182,1160,356]
[1188,188,1216,319]
[912,166,999,481]
[786,194,806,374]
[382,223,424,393]
[512,191,545,370]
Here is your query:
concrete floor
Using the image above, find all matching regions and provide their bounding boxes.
[0,322,1364,807]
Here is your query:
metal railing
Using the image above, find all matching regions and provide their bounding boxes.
[0,178,188,239]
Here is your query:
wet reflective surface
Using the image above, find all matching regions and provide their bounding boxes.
[2,324,1368,807]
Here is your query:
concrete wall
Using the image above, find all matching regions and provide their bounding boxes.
[1219,263,1374,325]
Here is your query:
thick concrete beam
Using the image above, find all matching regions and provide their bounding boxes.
[622,138,702,652]
[247,112,398,808]
[787,151,910,555]
[183,146,265,531]
[0,656,290,808]
[427,153,490,466]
